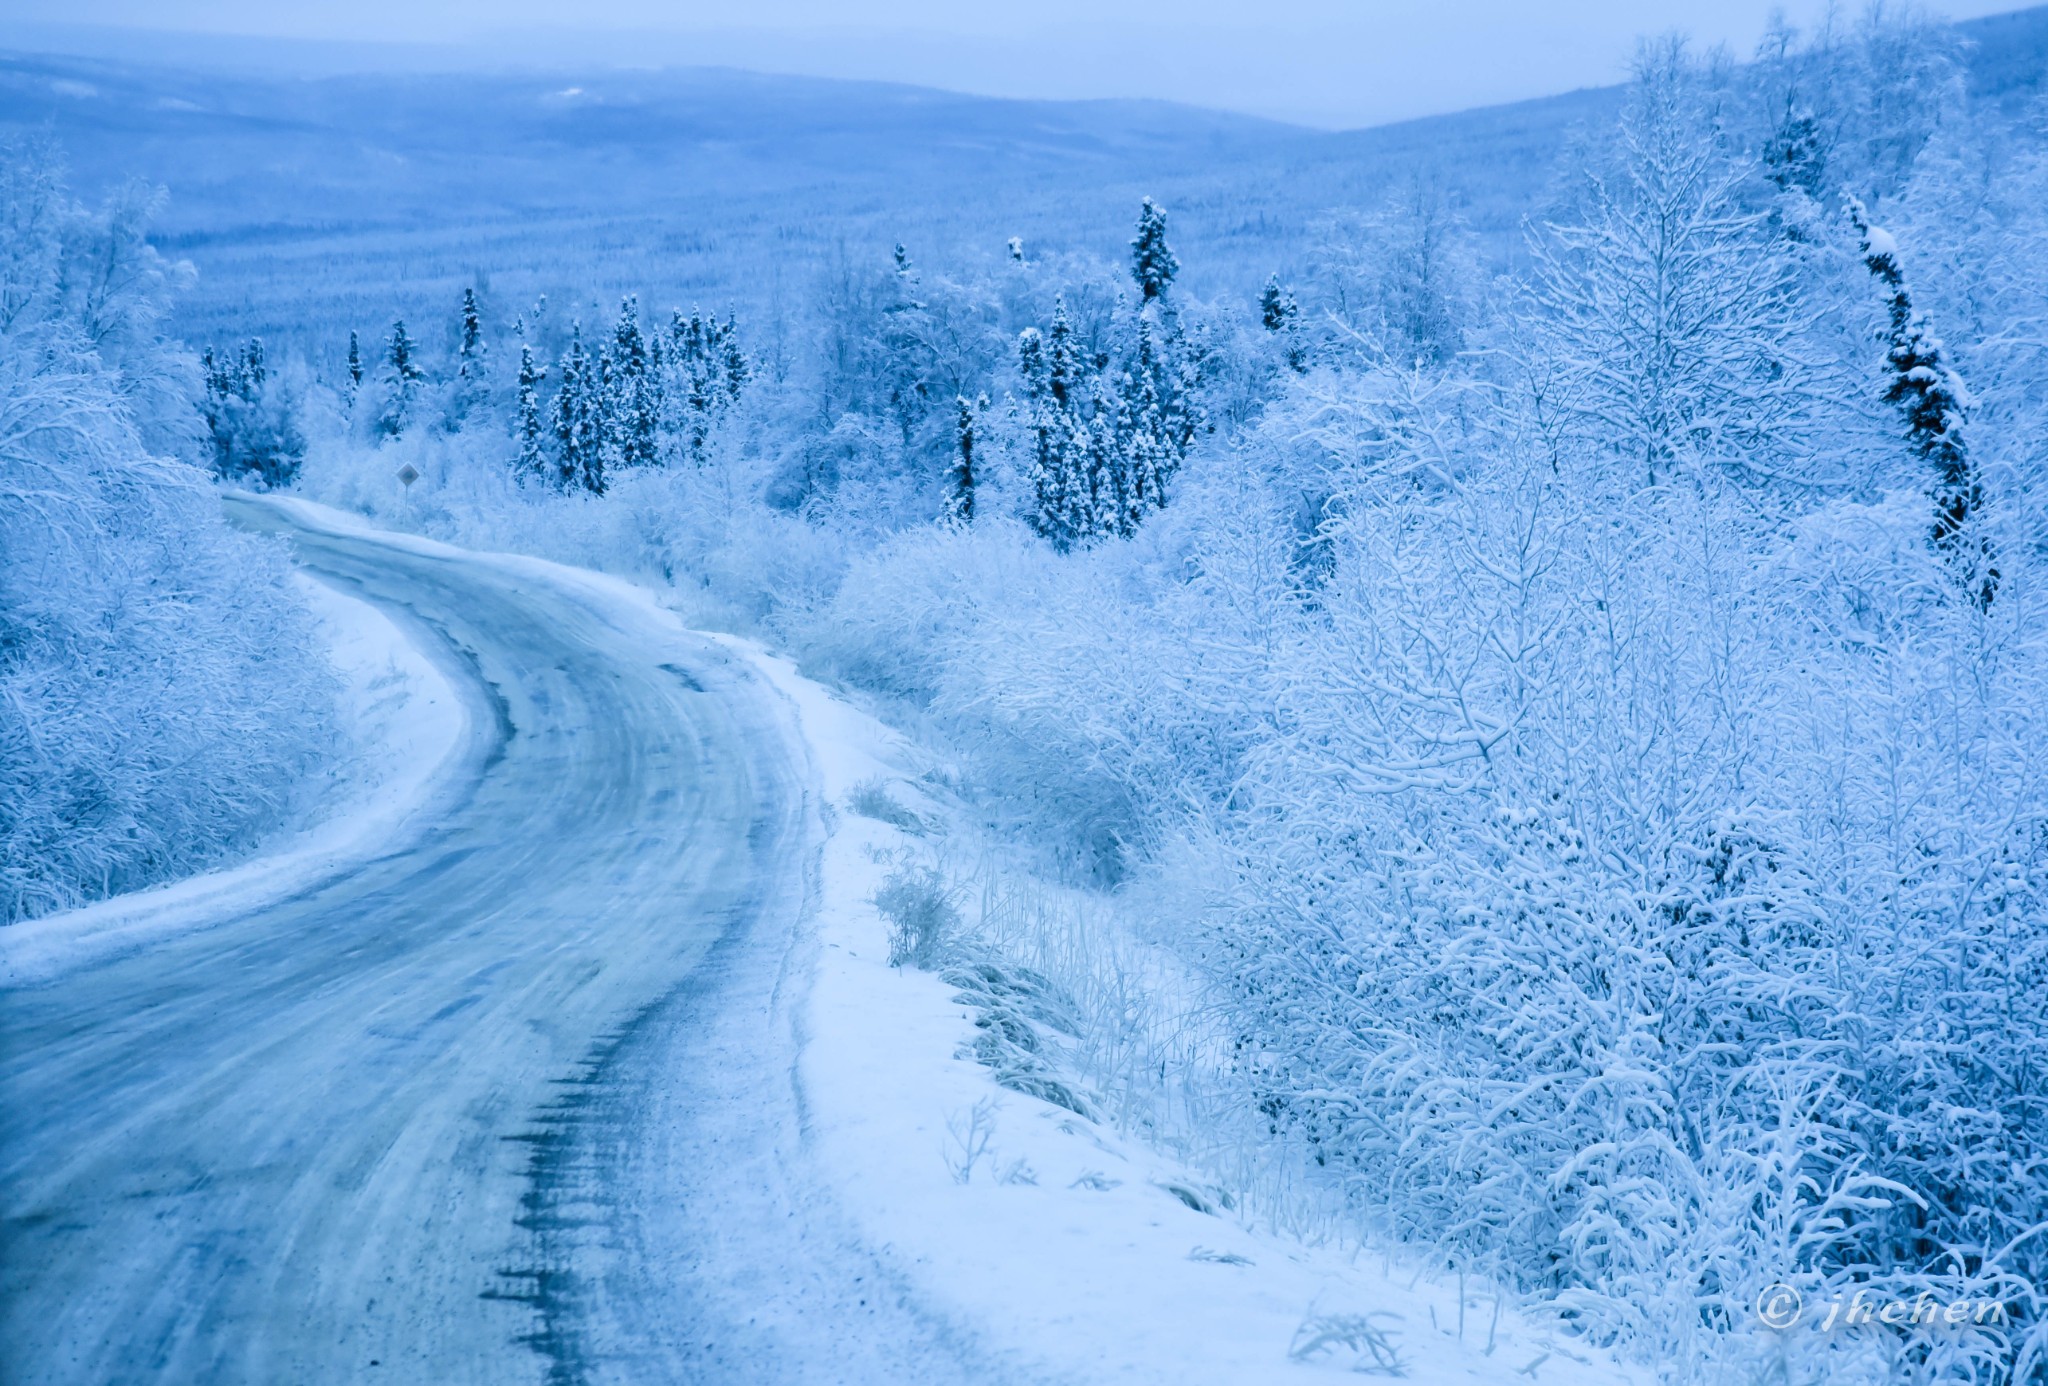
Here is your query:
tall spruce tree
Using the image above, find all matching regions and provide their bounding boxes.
[604,296,658,469]
[1084,370,1129,539]
[1118,316,1173,529]
[667,307,747,463]
[1848,198,1995,605]
[1019,327,1066,545]
[1130,198,1179,303]
[345,329,362,403]
[1021,296,1096,549]
[515,343,548,483]
[378,318,424,439]
[1259,274,1296,332]
[1045,295,1081,407]
[458,288,483,360]
[1259,273,1308,372]
[448,287,489,430]
[646,328,666,415]
[719,312,749,400]
[552,323,601,494]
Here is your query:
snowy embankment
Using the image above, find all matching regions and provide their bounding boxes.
[0,567,466,987]
[723,636,1644,1386]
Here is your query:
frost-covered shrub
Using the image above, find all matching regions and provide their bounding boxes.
[1196,389,2048,1376]
[942,950,1096,1119]
[793,468,1294,879]
[846,778,928,834]
[874,863,958,969]
[789,517,1044,704]
[0,140,337,922]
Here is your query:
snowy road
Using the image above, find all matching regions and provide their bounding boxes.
[0,498,1002,1385]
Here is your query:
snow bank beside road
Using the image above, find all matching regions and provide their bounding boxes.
[0,571,466,987]
[718,634,1644,1386]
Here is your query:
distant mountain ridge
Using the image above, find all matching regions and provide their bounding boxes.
[0,6,2040,354]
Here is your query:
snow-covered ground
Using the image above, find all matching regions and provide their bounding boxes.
[11,497,1642,1382]
[722,634,1644,1386]
[0,567,466,988]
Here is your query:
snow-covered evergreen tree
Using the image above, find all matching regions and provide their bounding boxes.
[719,313,749,400]
[1259,274,1307,372]
[603,296,658,470]
[646,327,665,412]
[377,318,425,439]
[672,308,715,462]
[515,342,548,483]
[1117,315,1171,530]
[344,329,361,403]
[1021,298,1092,548]
[594,340,618,475]
[458,287,482,361]
[446,286,489,431]
[1847,197,1993,604]
[551,323,601,494]
[1084,369,1129,538]
[720,315,748,397]
[1763,102,1829,198]
[200,337,303,487]
[1129,198,1179,304]
[1258,274,1294,334]
[666,306,748,464]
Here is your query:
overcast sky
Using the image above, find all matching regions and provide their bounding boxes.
[5,0,2036,127]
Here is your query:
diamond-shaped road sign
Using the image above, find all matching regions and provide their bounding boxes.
[397,463,420,487]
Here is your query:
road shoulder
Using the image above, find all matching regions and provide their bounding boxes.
[718,633,1645,1386]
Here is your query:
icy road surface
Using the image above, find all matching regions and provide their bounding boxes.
[0,496,1002,1385]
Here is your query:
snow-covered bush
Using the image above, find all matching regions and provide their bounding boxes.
[0,141,337,921]
[1203,410,2046,1372]
[875,863,958,970]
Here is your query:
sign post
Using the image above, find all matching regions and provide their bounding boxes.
[397,462,419,520]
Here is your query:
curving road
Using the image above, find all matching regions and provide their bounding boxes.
[0,498,1003,1384]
